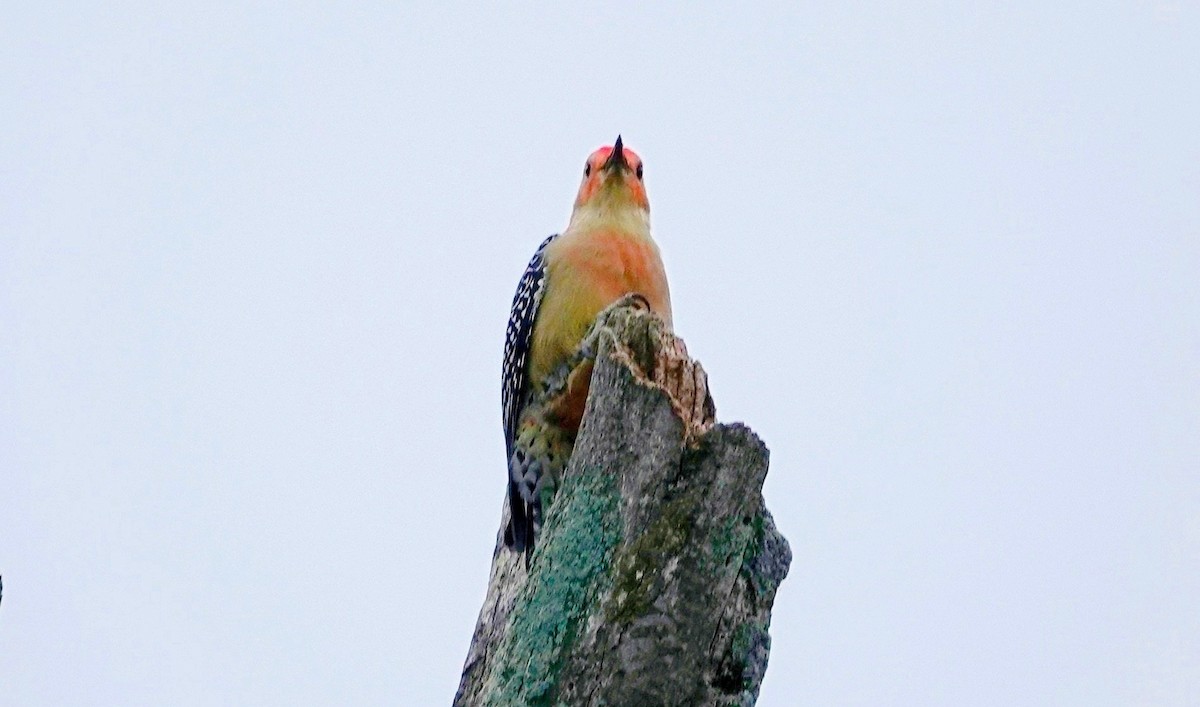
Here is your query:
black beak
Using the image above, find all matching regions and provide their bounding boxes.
[603,134,628,172]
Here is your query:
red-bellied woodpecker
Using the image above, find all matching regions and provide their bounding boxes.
[501,136,673,563]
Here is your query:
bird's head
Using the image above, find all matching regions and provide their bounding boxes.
[569,136,650,231]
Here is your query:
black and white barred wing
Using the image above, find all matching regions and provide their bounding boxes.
[501,233,558,550]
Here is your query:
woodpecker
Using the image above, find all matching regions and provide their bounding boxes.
[502,136,672,562]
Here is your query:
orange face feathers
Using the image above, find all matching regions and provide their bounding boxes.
[573,135,649,212]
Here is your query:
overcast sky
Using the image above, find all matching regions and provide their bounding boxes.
[2,3,1198,705]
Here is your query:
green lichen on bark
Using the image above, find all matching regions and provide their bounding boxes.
[606,489,699,625]
[713,619,771,696]
[485,468,621,706]
[710,514,756,572]
[744,511,788,598]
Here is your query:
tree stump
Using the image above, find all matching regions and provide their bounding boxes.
[455,306,791,707]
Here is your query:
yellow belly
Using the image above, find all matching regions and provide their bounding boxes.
[529,228,672,389]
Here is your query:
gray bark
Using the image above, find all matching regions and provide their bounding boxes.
[455,306,791,707]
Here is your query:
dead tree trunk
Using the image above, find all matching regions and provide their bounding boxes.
[455,306,791,707]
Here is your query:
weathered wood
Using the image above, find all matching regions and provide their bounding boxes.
[456,306,791,707]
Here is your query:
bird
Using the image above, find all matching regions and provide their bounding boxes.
[501,136,673,564]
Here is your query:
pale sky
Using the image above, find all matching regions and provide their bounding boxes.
[2,3,1198,705]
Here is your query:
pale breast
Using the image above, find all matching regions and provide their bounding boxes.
[529,228,672,388]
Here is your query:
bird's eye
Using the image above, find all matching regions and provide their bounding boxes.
[584,163,592,177]
[636,164,644,180]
